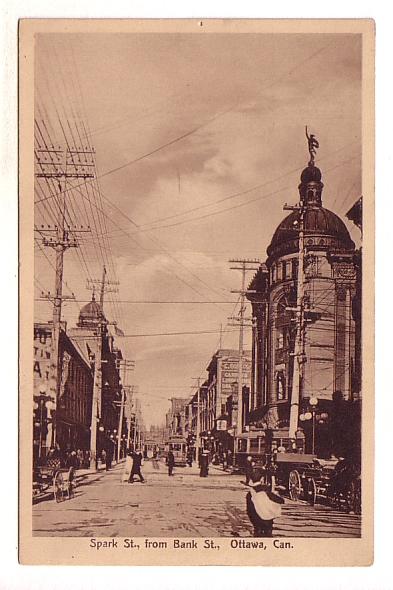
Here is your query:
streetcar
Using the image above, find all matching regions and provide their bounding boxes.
[143,439,159,459]
[166,435,187,466]
[234,430,269,471]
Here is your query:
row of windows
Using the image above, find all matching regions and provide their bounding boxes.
[271,259,298,284]
[62,394,89,423]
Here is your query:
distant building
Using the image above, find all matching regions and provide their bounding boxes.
[167,397,188,437]
[184,349,251,454]
[205,349,251,432]
[68,295,123,455]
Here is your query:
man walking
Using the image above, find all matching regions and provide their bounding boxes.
[186,449,193,467]
[244,455,255,486]
[167,449,175,476]
[199,450,209,477]
[105,446,113,471]
[128,450,145,483]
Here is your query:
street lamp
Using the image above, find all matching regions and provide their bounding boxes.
[33,383,55,459]
[299,397,318,454]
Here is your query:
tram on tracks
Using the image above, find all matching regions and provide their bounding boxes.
[165,435,187,466]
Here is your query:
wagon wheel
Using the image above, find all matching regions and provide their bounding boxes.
[306,477,317,505]
[66,467,75,499]
[53,471,64,503]
[289,470,302,501]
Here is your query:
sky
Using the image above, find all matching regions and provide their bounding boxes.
[34,31,362,428]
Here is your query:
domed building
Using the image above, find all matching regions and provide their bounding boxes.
[246,151,361,458]
[67,290,124,464]
[77,292,105,328]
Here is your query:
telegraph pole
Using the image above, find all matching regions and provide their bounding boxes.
[192,377,202,458]
[87,266,119,470]
[35,144,94,449]
[116,359,135,462]
[229,260,260,444]
[284,203,307,441]
[126,385,136,450]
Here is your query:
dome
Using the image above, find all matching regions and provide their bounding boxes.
[77,296,105,327]
[267,207,355,260]
[300,164,322,183]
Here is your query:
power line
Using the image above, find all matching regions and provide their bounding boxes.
[70,328,245,339]
[137,139,359,229]
[35,298,237,304]
[35,37,337,206]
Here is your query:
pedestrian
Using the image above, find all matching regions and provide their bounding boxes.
[101,448,107,468]
[222,451,228,471]
[122,449,133,483]
[227,449,233,470]
[246,475,284,537]
[129,450,145,483]
[66,450,78,469]
[199,450,209,477]
[244,455,255,486]
[186,449,193,467]
[105,446,113,471]
[167,449,175,476]
[77,449,84,468]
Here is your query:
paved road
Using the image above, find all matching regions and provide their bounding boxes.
[33,459,361,538]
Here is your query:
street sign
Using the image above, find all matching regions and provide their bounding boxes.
[216,419,227,431]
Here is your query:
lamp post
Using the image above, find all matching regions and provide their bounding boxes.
[33,384,56,459]
[299,396,319,454]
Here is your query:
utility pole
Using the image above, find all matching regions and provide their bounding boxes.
[229,259,260,450]
[192,377,202,458]
[133,407,138,450]
[35,144,94,450]
[116,359,135,462]
[87,266,119,470]
[284,203,307,442]
[126,385,136,450]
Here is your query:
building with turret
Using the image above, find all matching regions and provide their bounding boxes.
[246,145,361,459]
[68,294,123,457]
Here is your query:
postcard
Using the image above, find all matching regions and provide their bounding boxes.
[19,18,374,565]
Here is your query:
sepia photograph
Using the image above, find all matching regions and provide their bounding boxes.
[19,18,374,566]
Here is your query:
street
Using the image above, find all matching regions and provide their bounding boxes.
[33,459,361,538]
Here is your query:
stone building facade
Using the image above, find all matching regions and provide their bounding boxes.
[246,159,360,457]
[33,322,93,458]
